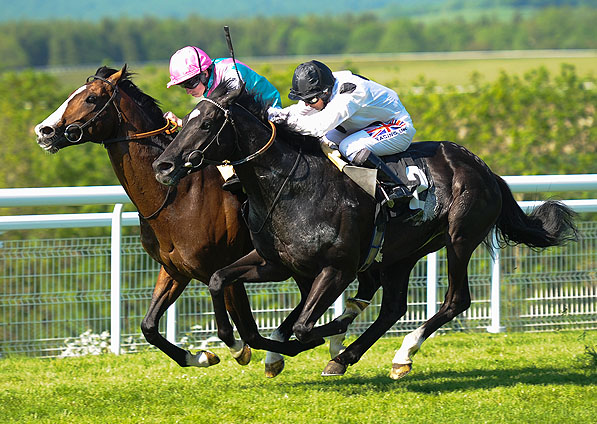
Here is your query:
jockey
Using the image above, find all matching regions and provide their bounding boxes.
[165,46,282,192]
[269,60,416,203]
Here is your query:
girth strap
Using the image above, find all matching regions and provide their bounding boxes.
[358,203,387,272]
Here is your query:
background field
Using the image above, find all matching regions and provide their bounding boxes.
[50,52,597,96]
[1,331,595,423]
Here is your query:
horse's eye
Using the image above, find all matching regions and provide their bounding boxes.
[86,95,97,104]
[201,121,212,130]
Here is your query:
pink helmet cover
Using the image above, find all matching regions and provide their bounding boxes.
[167,46,213,88]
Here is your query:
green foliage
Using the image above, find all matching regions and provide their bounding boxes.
[399,64,596,180]
[0,7,595,71]
[1,62,594,239]
[2,64,594,190]
[0,332,595,423]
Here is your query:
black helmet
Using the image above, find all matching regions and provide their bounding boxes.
[288,60,335,102]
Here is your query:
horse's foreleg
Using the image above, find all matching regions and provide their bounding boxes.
[264,277,312,378]
[327,270,380,358]
[141,267,219,367]
[209,250,323,357]
[290,266,355,344]
[322,261,415,377]
[222,284,254,366]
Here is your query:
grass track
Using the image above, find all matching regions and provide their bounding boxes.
[1,331,595,423]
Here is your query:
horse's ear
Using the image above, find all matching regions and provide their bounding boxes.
[107,64,128,86]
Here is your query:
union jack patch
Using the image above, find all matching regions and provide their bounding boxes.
[365,119,407,141]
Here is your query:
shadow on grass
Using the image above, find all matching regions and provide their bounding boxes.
[282,365,596,394]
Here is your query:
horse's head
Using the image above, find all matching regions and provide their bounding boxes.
[153,82,244,186]
[35,65,128,153]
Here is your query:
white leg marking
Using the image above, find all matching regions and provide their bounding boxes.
[393,326,426,365]
[329,333,347,358]
[328,298,370,358]
[265,328,285,365]
[228,338,245,359]
[186,351,213,367]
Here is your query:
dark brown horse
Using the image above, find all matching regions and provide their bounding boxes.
[152,82,577,378]
[33,65,325,372]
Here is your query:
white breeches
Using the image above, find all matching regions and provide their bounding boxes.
[326,118,416,162]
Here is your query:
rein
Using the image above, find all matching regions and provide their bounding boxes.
[101,118,180,146]
[183,98,276,169]
[249,147,302,234]
[181,95,294,233]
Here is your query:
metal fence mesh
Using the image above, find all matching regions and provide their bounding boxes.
[1,222,595,358]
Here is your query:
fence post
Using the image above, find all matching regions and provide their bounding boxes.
[487,230,505,333]
[166,302,177,343]
[426,252,438,320]
[110,203,123,354]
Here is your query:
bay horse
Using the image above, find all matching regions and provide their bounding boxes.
[152,82,577,378]
[33,65,330,374]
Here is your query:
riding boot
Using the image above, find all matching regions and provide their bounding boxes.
[222,173,243,194]
[352,148,413,204]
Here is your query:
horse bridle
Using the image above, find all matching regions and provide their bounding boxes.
[64,75,179,145]
[64,74,179,221]
[182,97,276,169]
[64,75,123,143]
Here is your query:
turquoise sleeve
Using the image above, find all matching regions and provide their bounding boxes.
[236,64,282,108]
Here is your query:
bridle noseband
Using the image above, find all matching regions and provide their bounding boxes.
[183,97,276,170]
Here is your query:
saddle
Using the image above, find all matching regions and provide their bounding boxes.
[321,142,438,271]
[321,142,436,217]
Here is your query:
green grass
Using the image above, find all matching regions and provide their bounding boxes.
[1,331,595,423]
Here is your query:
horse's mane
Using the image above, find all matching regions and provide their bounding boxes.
[95,66,166,128]
[212,79,322,155]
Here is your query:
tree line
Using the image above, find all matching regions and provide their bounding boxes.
[1,7,596,71]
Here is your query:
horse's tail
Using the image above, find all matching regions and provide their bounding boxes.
[493,174,579,248]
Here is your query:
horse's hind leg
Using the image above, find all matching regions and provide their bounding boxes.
[391,229,488,378]
[141,267,219,367]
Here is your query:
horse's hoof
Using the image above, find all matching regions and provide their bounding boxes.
[265,359,285,378]
[390,363,412,380]
[321,360,347,376]
[204,351,221,366]
[234,343,252,366]
[187,350,220,367]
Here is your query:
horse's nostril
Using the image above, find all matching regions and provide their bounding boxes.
[40,126,55,137]
[154,160,175,175]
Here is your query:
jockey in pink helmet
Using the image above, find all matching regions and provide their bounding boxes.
[164,46,282,193]
[164,46,281,126]
[166,46,213,89]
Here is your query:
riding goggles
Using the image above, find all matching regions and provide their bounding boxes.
[180,75,202,90]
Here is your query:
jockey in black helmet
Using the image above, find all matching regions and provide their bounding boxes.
[269,60,416,203]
